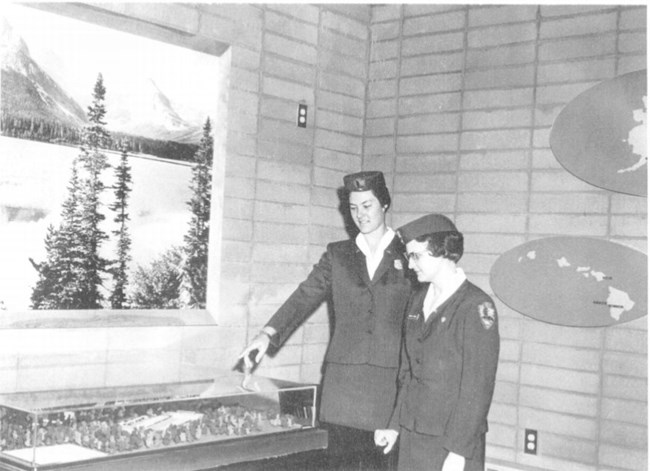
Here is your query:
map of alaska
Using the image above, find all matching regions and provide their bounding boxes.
[619,95,647,174]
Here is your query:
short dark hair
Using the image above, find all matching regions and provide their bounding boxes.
[346,186,392,211]
[415,231,463,263]
[371,186,391,211]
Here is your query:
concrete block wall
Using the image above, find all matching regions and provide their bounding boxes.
[213,4,372,385]
[368,4,647,471]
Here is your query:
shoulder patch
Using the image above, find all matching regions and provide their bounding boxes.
[478,302,497,330]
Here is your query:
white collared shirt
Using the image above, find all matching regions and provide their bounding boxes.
[423,267,467,321]
[355,228,395,280]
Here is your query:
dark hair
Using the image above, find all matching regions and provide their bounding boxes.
[372,185,391,211]
[347,186,392,211]
[415,231,464,263]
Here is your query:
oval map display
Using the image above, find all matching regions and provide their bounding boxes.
[550,69,647,197]
[490,237,647,327]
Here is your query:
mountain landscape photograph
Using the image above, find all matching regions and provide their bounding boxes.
[0,3,230,312]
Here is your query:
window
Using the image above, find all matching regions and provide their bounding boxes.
[0,3,229,328]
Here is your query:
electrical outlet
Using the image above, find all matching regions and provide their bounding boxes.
[524,428,538,455]
[297,104,307,128]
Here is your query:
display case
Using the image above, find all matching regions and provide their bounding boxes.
[0,374,325,471]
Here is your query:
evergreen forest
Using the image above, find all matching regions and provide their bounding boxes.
[27,74,213,311]
[0,114,199,163]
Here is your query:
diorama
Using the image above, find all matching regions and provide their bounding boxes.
[0,374,318,470]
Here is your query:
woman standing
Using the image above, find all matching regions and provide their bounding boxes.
[375,213,500,471]
[239,171,412,470]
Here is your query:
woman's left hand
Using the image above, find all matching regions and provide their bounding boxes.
[442,451,466,471]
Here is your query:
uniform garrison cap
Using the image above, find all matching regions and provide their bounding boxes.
[343,171,387,193]
[397,213,458,244]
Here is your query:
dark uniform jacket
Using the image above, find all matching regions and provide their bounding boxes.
[266,236,412,429]
[389,280,499,459]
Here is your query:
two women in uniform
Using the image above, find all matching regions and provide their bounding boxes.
[238,172,500,471]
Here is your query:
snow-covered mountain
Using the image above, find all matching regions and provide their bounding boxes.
[1,18,202,145]
[107,77,200,143]
[1,18,87,128]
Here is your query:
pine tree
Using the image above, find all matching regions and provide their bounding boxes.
[54,161,86,307]
[76,73,111,308]
[31,161,86,308]
[30,225,63,309]
[109,142,133,309]
[30,74,112,309]
[182,117,213,308]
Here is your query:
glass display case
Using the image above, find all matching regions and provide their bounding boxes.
[0,374,322,471]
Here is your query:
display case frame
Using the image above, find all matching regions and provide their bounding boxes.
[0,374,326,471]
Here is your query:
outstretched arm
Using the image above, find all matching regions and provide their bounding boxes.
[236,248,333,367]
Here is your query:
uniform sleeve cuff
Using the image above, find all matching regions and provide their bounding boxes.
[261,326,278,346]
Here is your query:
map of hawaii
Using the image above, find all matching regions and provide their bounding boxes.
[517,250,635,321]
[606,287,635,321]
